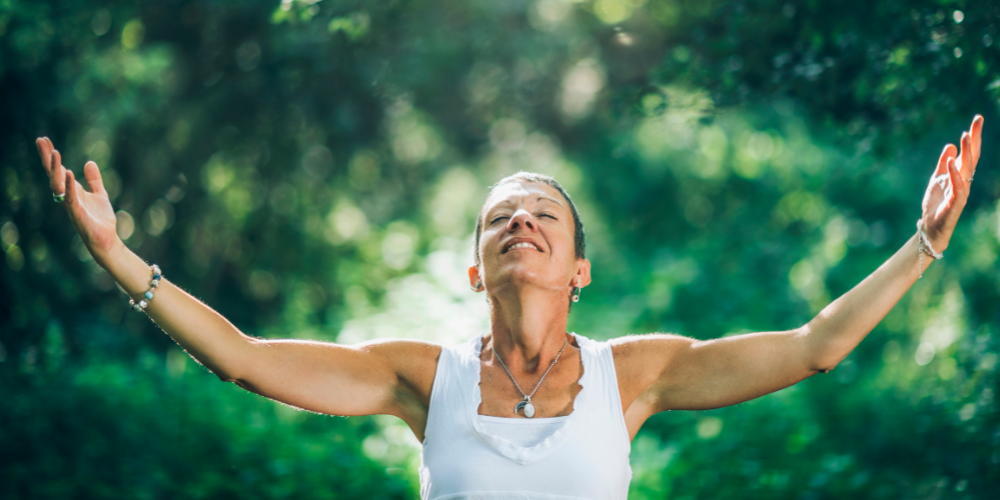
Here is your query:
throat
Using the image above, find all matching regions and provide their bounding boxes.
[488,290,572,360]
[476,335,584,419]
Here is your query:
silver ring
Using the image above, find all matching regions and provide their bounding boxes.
[52,192,66,203]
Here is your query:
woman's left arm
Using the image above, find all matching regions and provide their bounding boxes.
[802,114,983,371]
[618,115,984,415]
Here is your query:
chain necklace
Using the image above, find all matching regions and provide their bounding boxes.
[491,334,569,418]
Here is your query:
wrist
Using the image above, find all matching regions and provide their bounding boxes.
[916,219,946,258]
[929,236,948,254]
[100,240,155,297]
[918,216,951,253]
[96,237,128,270]
[915,219,944,279]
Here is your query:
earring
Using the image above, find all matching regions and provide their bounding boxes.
[571,287,580,303]
[472,281,483,292]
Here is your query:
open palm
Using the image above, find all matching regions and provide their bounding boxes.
[37,137,121,266]
[921,115,984,253]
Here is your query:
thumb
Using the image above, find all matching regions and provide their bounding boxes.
[84,161,106,195]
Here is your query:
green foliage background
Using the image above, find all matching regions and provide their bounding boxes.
[2,0,999,498]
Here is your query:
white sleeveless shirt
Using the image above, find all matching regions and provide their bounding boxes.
[419,333,632,500]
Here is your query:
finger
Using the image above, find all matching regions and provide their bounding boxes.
[970,114,984,166]
[934,144,957,176]
[64,169,81,210]
[963,131,978,182]
[37,137,55,173]
[946,156,963,207]
[958,131,971,178]
[50,150,66,196]
[36,138,51,173]
[83,161,106,195]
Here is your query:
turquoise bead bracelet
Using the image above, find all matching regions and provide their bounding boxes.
[129,264,162,312]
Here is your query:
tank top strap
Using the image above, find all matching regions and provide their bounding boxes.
[424,336,480,444]
[572,334,630,448]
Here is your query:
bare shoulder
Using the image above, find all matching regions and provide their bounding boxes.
[357,338,442,375]
[610,333,696,370]
[609,333,697,410]
[357,337,443,359]
[356,338,443,399]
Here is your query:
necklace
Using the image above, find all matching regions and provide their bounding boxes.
[491,334,569,418]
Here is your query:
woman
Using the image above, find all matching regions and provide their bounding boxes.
[35,114,984,499]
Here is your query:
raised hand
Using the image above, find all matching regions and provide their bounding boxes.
[921,115,984,253]
[36,137,121,268]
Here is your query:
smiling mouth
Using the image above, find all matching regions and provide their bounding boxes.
[504,242,541,253]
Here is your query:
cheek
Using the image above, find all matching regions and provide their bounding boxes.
[480,230,502,261]
[552,231,575,256]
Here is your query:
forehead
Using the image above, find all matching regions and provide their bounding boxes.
[483,181,565,212]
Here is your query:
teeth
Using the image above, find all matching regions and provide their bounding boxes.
[508,242,538,251]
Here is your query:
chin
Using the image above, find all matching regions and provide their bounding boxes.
[490,266,559,292]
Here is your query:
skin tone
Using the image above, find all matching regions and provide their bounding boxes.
[471,182,590,419]
[34,114,984,443]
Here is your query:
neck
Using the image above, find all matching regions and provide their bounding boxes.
[486,285,570,373]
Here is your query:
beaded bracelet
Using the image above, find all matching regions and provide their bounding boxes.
[915,219,943,279]
[129,264,162,312]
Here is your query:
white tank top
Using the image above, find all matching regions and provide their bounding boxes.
[419,333,632,500]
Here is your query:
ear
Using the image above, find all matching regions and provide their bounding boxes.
[573,258,592,288]
[468,266,483,291]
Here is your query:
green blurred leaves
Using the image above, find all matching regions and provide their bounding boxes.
[328,12,370,41]
[2,0,999,497]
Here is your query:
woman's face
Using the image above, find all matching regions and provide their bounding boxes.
[470,181,590,297]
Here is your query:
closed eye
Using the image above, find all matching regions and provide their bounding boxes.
[489,213,556,224]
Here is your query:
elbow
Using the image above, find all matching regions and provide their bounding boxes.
[214,368,250,389]
[210,338,258,383]
[216,374,257,395]
[810,352,844,374]
[225,377,250,391]
[201,355,243,382]
[798,325,846,374]
[213,363,248,385]
[810,339,856,374]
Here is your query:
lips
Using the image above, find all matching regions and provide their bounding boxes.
[502,239,542,253]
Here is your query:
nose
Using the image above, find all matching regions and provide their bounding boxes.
[506,209,538,233]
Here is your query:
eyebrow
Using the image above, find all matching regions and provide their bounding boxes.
[536,196,564,207]
[492,196,564,210]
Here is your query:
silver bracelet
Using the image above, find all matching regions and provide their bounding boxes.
[915,219,943,279]
[130,264,162,312]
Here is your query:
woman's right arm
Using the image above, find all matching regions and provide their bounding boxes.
[104,242,443,418]
[37,138,439,424]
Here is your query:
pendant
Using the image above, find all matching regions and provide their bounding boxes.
[514,397,535,418]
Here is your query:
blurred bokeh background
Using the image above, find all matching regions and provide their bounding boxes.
[2,0,999,498]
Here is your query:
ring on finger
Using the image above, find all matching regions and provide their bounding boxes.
[52,192,66,203]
